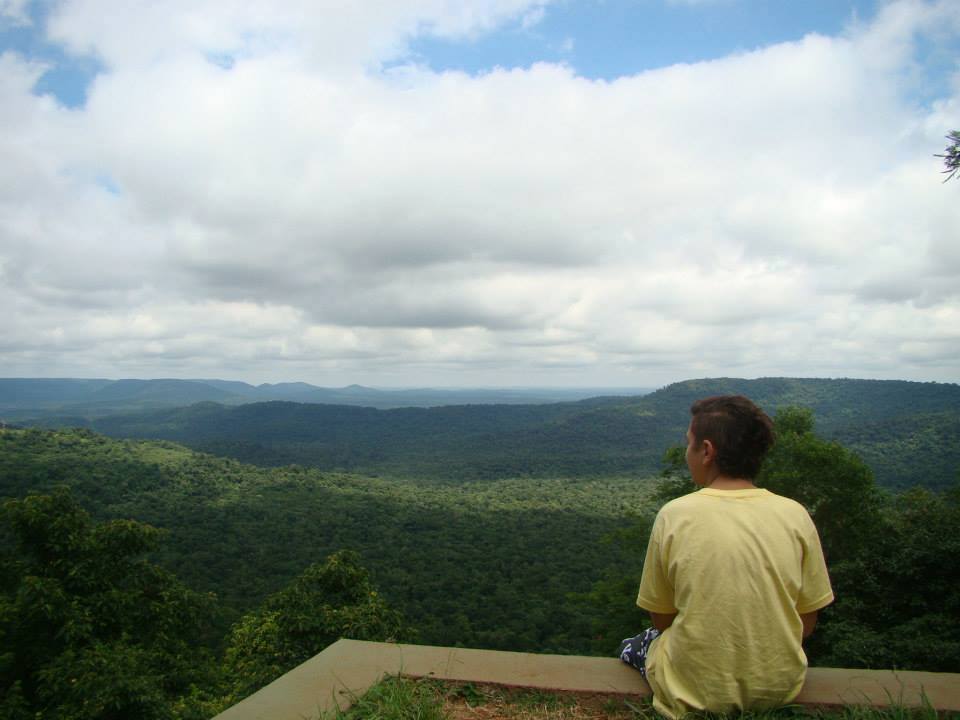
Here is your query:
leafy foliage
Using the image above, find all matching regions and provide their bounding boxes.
[760,407,883,564]
[0,427,650,655]
[0,488,220,720]
[570,510,653,654]
[0,483,411,717]
[223,550,408,702]
[814,485,960,671]
[2,387,958,718]
[935,130,960,182]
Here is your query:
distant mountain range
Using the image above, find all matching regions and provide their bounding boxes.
[0,377,651,420]
[12,376,959,491]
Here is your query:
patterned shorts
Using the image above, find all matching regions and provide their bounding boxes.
[618,627,660,679]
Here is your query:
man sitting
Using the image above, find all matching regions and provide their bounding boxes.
[619,395,833,719]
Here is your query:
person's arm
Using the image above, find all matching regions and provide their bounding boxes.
[650,611,677,632]
[796,513,833,640]
[637,511,678,631]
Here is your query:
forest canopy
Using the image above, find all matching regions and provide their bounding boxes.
[1,391,958,718]
[23,377,960,491]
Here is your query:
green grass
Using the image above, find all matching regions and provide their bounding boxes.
[325,676,447,720]
[324,677,957,720]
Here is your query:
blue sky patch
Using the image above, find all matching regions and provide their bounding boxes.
[205,52,236,71]
[408,0,880,80]
[1,2,102,108]
[94,174,121,195]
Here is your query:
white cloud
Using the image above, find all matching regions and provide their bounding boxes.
[45,0,555,71]
[520,6,546,30]
[0,0,958,386]
[0,0,30,26]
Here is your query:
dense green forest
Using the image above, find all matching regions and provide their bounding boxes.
[0,428,649,651]
[2,380,959,719]
[30,377,960,490]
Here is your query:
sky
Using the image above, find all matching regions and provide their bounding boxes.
[0,0,958,389]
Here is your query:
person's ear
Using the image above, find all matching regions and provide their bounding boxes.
[701,439,716,465]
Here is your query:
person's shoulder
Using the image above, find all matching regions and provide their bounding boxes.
[760,489,802,506]
[760,489,814,519]
[659,491,708,515]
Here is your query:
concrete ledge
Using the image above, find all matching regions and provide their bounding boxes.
[213,639,960,720]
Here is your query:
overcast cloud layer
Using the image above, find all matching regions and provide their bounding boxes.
[1,0,958,387]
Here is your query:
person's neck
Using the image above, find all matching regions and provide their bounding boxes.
[704,475,756,490]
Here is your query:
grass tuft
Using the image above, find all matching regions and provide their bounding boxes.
[324,677,956,720]
[324,675,446,720]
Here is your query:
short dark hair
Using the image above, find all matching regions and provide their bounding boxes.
[690,395,775,479]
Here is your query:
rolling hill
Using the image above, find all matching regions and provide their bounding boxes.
[25,376,960,490]
[0,377,644,419]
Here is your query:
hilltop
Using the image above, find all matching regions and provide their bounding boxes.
[22,376,960,490]
[0,426,650,653]
[0,377,646,420]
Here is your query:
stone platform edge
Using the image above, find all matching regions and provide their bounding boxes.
[213,639,960,720]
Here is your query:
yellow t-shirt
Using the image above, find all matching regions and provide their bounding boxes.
[636,488,834,719]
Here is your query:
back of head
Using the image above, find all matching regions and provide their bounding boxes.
[690,395,775,479]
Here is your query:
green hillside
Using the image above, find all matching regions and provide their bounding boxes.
[39,377,960,490]
[0,378,639,420]
[0,427,650,653]
[2,413,958,720]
